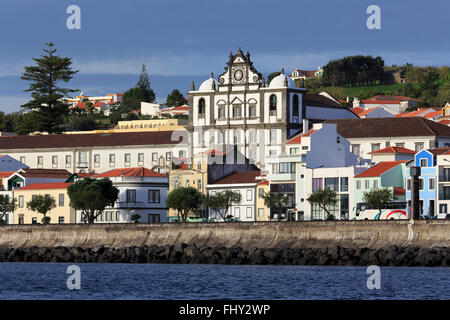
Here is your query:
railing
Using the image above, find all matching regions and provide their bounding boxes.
[115,201,147,208]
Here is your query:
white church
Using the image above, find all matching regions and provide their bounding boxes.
[187,49,357,169]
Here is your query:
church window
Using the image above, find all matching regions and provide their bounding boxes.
[218,107,225,118]
[198,98,205,114]
[293,95,299,118]
[270,95,277,112]
[249,105,256,117]
[233,105,241,118]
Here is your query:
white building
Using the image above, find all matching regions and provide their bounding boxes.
[324,117,450,162]
[0,131,189,174]
[75,167,169,223]
[206,170,263,222]
[141,102,161,117]
[352,95,420,115]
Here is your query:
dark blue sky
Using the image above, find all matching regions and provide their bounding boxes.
[0,0,449,112]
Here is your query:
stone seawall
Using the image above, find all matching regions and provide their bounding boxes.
[0,220,449,266]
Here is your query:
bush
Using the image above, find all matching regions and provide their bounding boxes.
[131,214,141,223]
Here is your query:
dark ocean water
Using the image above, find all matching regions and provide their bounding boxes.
[0,263,448,300]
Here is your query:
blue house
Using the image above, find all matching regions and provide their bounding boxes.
[405,149,438,217]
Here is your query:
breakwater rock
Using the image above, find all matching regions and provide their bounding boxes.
[0,244,448,267]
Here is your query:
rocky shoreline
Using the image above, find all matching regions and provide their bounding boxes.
[0,244,448,267]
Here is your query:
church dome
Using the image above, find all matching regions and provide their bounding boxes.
[198,77,217,92]
[269,73,296,88]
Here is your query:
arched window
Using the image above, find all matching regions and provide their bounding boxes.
[198,98,205,114]
[269,95,277,112]
[293,94,299,118]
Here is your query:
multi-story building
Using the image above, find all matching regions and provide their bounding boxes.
[76,167,169,223]
[324,117,450,162]
[13,182,75,224]
[352,95,421,115]
[187,49,357,170]
[0,131,188,174]
[206,170,268,222]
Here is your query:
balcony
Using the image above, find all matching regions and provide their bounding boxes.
[115,201,148,209]
[266,172,296,182]
[76,162,89,168]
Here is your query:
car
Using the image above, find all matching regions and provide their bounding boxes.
[225,217,241,222]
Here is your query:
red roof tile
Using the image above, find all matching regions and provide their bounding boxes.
[0,171,14,178]
[355,161,408,178]
[286,129,317,144]
[368,146,416,155]
[423,110,442,118]
[213,171,261,185]
[93,167,167,178]
[351,107,365,115]
[18,182,72,190]
[394,187,406,196]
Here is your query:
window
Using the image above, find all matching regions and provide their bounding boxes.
[109,154,115,165]
[218,107,225,118]
[79,151,87,165]
[148,214,160,223]
[419,178,424,190]
[312,178,323,192]
[325,178,339,191]
[37,156,43,166]
[65,155,71,166]
[198,98,205,114]
[59,194,64,207]
[258,188,265,198]
[94,154,100,166]
[279,162,295,174]
[249,105,256,117]
[186,179,190,187]
[340,177,349,192]
[32,217,37,224]
[396,143,405,147]
[234,207,240,218]
[269,94,277,112]
[407,178,411,190]
[18,215,24,224]
[20,156,26,164]
[365,180,370,189]
[124,153,131,164]
[420,158,427,167]
[293,94,299,118]
[152,153,158,162]
[373,180,378,189]
[351,144,360,156]
[52,156,58,166]
[269,150,277,156]
[258,208,264,218]
[148,190,160,203]
[290,147,299,155]
[166,152,172,161]
[116,211,120,221]
[246,207,252,218]
[270,130,277,144]
[126,189,136,203]
[356,180,361,190]
[232,105,241,118]
[104,211,109,222]
[58,217,64,224]
[429,178,435,190]
[138,153,144,163]
[246,190,252,201]
[371,143,380,152]
[18,196,24,208]
[415,142,424,152]
[385,141,391,148]
[439,204,447,214]
[197,179,202,191]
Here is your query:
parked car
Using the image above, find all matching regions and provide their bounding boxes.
[436,213,450,220]
[225,217,241,222]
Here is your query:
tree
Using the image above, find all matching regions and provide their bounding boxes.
[165,89,185,108]
[131,213,141,223]
[27,194,56,224]
[166,187,203,222]
[68,178,119,224]
[363,187,393,221]
[419,68,441,104]
[120,64,156,113]
[206,190,242,222]
[267,71,281,84]
[263,192,289,221]
[65,114,97,131]
[137,64,155,101]
[0,195,16,224]
[20,42,78,134]
[307,189,338,220]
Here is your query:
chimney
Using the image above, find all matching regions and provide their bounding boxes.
[302,118,309,134]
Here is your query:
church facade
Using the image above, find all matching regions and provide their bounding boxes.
[187,49,356,170]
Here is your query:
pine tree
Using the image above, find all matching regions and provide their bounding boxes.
[166,89,186,108]
[20,42,78,134]
[136,64,156,103]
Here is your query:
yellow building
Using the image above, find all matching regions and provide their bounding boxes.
[14,183,75,224]
[168,156,208,221]
[255,180,271,221]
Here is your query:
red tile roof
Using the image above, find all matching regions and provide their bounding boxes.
[355,161,408,178]
[286,129,317,144]
[359,107,377,117]
[394,187,406,196]
[351,107,365,115]
[423,110,442,118]
[368,146,416,155]
[0,171,14,178]
[18,169,72,179]
[18,182,72,190]
[368,95,421,102]
[0,130,187,150]
[212,171,261,185]
[93,167,167,178]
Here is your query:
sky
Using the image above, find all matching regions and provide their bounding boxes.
[0,0,449,112]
